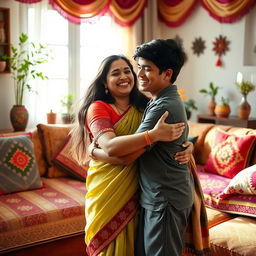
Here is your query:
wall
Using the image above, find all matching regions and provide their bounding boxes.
[0,2,255,130]
[159,4,256,122]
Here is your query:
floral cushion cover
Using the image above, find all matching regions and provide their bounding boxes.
[197,165,256,217]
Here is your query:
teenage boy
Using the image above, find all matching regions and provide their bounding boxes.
[133,39,194,256]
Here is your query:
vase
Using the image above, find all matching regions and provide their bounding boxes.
[214,105,231,118]
[10,105,29,131]
[208,98,216,116]
[237,94,251,119]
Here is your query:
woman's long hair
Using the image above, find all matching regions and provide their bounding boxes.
[70,54,148,164]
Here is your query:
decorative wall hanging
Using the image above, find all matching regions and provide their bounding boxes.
[16,0,256,26]
[212,35,230,67]
[192,37,206,56]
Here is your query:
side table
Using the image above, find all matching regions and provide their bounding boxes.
[197,114,256,129]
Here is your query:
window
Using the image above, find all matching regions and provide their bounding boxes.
[23,3,125,125]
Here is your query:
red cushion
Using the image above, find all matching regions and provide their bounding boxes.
[203,129,256,178]
[52,136,88,181]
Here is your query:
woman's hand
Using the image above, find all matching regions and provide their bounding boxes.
[149,111,185,142]
[175,141,194,164]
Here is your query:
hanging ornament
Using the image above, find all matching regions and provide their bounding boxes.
[212,35,230,67]
[192,37,206,56]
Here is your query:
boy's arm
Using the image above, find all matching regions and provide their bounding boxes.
[97,111,184,157]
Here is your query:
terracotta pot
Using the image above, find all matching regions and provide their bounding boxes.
[237,94,251,120]
[214,105,231,118]
[10,105,29,131]
[0,60,6,72]
[61,113,74,124]
[208,98,216,116]
[47,110,57,124]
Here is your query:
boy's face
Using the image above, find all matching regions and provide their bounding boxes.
[136,57,172,98]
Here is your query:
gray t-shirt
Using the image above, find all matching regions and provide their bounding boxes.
[136,85,194,211]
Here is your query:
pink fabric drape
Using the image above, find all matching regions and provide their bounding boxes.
[201,0,256,23]
[15,0,256,26]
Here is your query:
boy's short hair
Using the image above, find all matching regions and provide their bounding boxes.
[133,39,187,83]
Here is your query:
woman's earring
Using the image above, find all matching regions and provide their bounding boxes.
[105,87,109,94]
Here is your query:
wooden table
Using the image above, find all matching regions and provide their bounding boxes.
[197,114,256,129]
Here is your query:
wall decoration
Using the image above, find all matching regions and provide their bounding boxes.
[212,35,230,67]
[192,37,206,56]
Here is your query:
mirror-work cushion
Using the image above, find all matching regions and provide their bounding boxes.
[203,129,256,178]
[0,135,42,194]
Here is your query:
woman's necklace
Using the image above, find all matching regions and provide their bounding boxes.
[113,103,130,115]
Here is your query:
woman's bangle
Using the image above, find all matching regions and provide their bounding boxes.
[144,130,152,146]
[89,145,97,159]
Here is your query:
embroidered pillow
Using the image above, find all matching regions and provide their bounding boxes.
[219,165,256,199]
[203,129,256,178]
[52,136,89,181]
[0,135,43,194]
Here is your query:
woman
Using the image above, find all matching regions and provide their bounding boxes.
[71,55,193,256]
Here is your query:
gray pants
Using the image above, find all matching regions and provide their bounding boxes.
[135,203,192,256]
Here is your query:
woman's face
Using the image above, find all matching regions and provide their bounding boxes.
[105,58,135,99]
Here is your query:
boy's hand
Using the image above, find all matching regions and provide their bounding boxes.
[175,141,193,164]
[149,111,185,142]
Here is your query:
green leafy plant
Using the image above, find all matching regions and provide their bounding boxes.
[60,93,74,114]
[184,99,198,112]
[220,96,230,106]
[199,82,221,99]
[235,81,255,95]
[1,32,49,105]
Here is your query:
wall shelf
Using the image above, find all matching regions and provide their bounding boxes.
[0,7,10,73]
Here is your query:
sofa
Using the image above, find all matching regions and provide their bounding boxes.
[0,122,255,256]
[188,121,256,256]
[0,124,88,256]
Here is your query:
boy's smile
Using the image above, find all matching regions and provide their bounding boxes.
[136,57,173,98]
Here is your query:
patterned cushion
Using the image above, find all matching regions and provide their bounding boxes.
[0,135,43,194]
[0,131,47,176]
[52,136,89,181]
[203,129,256,178]
[197,166,256,217]
[219,165,256,199]
[37,124,71,178]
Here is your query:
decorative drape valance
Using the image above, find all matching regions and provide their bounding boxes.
[201,0,256,23]
[158,0,198,27]
[15,0,256,26]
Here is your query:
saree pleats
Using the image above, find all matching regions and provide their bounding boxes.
[85,107,143,256]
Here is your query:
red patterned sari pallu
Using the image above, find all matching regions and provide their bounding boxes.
[85,106,143,256]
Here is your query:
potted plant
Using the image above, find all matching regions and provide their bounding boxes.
[235,80,255,119]
[184,99,198,120]
[60,93,75,124]
[2,32,49,131]
[0,55,7,72]
[199,82,221,116]
[214,96,231,118]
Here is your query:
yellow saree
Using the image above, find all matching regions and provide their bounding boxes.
[85,106,143,256]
